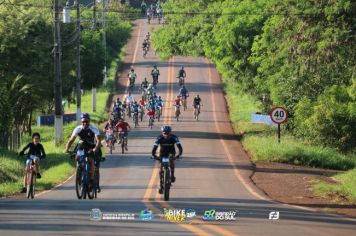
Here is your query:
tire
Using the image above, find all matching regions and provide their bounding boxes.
[121,137,125,154]
[140,111,144,121]
[26,171,35,199]
[163,168,170,201]
[75,167,83,199]
[109,142,113,154]
[93,169,99,199]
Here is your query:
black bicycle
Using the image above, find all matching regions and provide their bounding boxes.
[25,157,37,199]
[152,155,179,201]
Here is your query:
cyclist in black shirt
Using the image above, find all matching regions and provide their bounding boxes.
[65,113,102,190]
[19,132,46,193]
[151,125,183,194]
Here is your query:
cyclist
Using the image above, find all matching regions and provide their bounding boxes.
[128,67,137,86]
[145,32,151,41]
[178,66,186,79]
[141,77,149,91]
[174,95,181,106]
[155,95,164,119]
[65,113,102,190]
[112,99,123,125]
[103,118,115,148]
[131,101,141,124]
[115,118,131,150]
[151,125,183,194]
[146,84,154,100]
[112,97,121,112]
[179,86,188,98]
[138,96,146,107]
[151,64,160,86]
[142,39,149,54]
[192,94,202,114]
[19,132,46,193]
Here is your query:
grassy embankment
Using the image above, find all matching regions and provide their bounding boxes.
[0,51,125,197]
[224,80,356,201]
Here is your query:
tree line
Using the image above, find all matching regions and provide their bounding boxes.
[152,0,356,152]
[0,0,131,149]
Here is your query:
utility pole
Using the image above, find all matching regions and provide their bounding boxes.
[76,0,81,125]
[102,0,107,84]
[54,0,63,145]
[92,0,97,112]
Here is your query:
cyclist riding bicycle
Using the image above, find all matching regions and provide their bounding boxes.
[174,95,181,106]
[151,125,183,194]
[103,118,115,148]
[146,84,154,100]
[131,101,141,119]
[192,94,202,113]
[65,113,102,191]
[19,132,46,193]
[151,64,160,85]
[179,85,189,99]
[141,77,149,91]
[128,67,137,85]
[178,66,186,79]
[115,118,131,150]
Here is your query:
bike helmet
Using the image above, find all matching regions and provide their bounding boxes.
[153,64,157,68]
[80,113,90,120]
[161,125,172,133]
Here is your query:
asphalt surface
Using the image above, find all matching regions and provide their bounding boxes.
[1,19,355,236]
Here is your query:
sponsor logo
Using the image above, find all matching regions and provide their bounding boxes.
[163,208,187,222]
[203,209,238,221]
[215,210,238,221]
[186,209,196,219]
[203,209,216,221]
[140,208,155,221]
[269,211,280,220]
[90,208,102,221]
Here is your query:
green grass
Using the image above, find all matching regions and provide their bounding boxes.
[0,126,75,197]
[0,49,124,197]
[223,79,356,201]
[314,168,356,202]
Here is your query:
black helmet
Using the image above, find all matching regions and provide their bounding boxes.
[161,125,172,133]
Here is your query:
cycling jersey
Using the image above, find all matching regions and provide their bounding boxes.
[132,104,140,113]
[139,99,145,106]
[125,95,135,104]
[179,88,188,98]
[21,143,46,159]
[174,98,181,106]
[71,125,100,146]
[128,71,136,79]
[178,69,186,78]
[151,69,160,77]
[116,122,130,132]
[152,134,183,157]
[193,97,201,105]
[141,81,149,89]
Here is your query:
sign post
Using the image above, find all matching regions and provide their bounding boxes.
[269,107,288,143]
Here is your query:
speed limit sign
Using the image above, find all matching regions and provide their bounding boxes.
[270,107,288,124]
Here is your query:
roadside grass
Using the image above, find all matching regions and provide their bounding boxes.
[0,49,124,197]
[223,79,356,200]
[313,168,356,202]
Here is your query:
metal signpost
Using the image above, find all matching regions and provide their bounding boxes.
[269,106,288,143]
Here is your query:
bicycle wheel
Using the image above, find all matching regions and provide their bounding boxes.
[75,166,84,199]
[26,171,35,199]
[121,137,125,154]
[93,169,99,199]
[163,168,170,201]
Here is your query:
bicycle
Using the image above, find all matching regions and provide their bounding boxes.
[24,155,38,199]
[106,129,116,154]
[133,111,139,128]
[178,76,185,86]
[181,97,187,111]
[174,104,181,121]
[148,114,154,129]
[140,105,145,121]
[143,46,148,57]
[118,131,128,154]
[152,155,179,201]
[69,145,95,200]
[193,104,201,121]
[129,77,135,91]
[155,106,162,122]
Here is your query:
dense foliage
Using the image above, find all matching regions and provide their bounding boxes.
[0,0,131,148]
[153,0,356,152]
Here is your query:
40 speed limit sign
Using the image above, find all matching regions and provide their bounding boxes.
[270,107,288,124]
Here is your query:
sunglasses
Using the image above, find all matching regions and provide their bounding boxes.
[163,132,170,135]
[81,120,89,124]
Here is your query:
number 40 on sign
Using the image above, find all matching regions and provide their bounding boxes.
[269,107,288,143]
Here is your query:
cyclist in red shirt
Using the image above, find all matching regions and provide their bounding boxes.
[115,118,131,151]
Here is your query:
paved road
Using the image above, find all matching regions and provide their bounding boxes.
[1,19,355,236]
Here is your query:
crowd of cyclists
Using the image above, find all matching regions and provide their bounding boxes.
[19,25,202,198]
[141,0,164,24]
